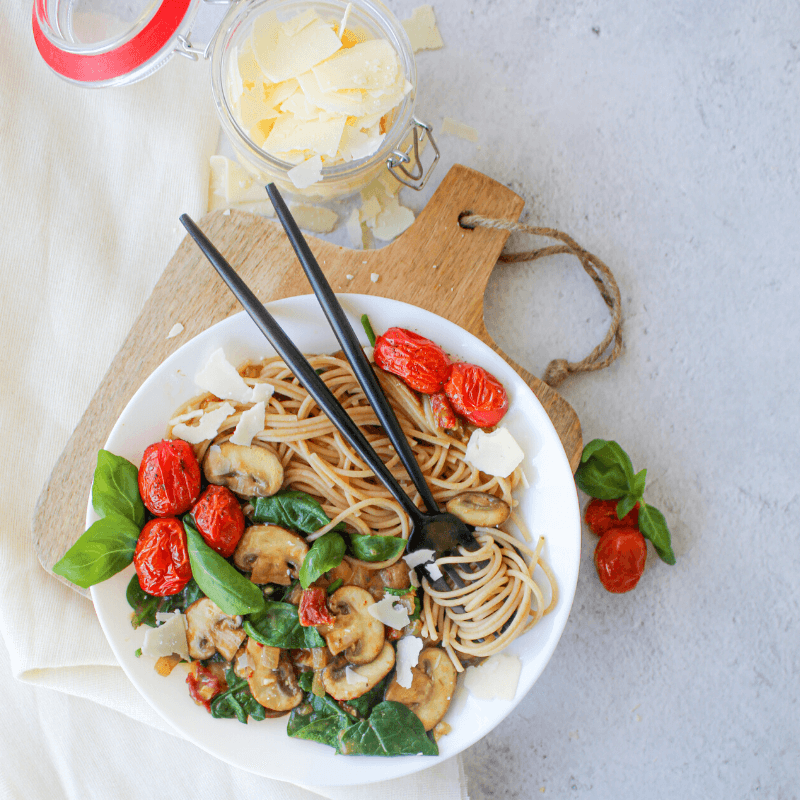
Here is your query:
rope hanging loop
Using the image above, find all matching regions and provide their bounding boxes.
[460,214,623,388]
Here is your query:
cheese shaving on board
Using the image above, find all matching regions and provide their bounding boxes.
[289,204,339,233]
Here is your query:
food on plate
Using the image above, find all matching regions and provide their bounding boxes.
[55,321,559,756]
[138,439,201,516]
[227,6,413,189]
[575,438,676,592]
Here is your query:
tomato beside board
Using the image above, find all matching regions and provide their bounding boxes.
[593,527,647,593]
[138,439,201,517]
[584,498,640,536]
[133,517,192,596]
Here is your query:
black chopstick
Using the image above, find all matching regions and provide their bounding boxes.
[265,183,441,517]
[179,213,424,525]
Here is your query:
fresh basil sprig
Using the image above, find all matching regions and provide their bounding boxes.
[575,439,676,565]
[299,531,347,589]
[53,450,145,587]
[183,517,265,615]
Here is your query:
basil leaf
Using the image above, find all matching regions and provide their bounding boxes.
[92,450,146,528]
[638,503,676,565]
[382,586,414,596]
[52,514,140,588]
[210,666,267,724]
[632,468,647,498]
[244,601,325,648]
[126,575,204,629]
[361,314,377,347]
[575,439,635,499]
[616,494,639,520]
[299,531,346,589]
[348,532,406,562]
[337,701,438,756]
[251,490,346,536]
[287,691,359,749]
[184,519,265,616]
[327,578,343,594]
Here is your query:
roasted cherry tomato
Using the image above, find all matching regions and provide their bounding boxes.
[133,517,192,596]
[138,439,201,517]
[429,392,457,429]
[444,362,509,427]
[186,662,224,711]
[298,587,335,626]
[584,498,640,536]
[373,327,452,394]
[594,527,647,593]
[191,485,245,558]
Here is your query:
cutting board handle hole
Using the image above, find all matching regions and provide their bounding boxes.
[458,210,477,229]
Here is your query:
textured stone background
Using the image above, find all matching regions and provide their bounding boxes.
[384,0,799,796]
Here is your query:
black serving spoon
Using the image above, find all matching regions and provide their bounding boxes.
[179,212,475,591]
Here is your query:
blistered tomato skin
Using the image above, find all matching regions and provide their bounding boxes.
[373,327,452,394]
[138,439,202,517]
[192,485,245,558]
[594,527,647,593]
[444,363,509,427]
[298,587,336,626]
[134,518,193,596]
[584,498,640,536]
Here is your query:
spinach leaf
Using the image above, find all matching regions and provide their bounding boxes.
[344,674,391,718]
[52,514,140,588]
[287,690,359,749]
[251,491,346,536]
[348,532,406,562]
[210,666,267,724]
[299,531,346,589]
[244,601,325,649]
[183,518,265,616]
[337,701,438,756]
[126,575,204,629]
[91,449,146,529]
[638,503,676,565]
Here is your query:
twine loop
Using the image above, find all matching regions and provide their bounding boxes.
[460,213,623,388]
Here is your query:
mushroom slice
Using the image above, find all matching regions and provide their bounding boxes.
[185,598,246,661]
[446,492,511,527]
[246,638,303,712]
[385,647,456,731]
[321,642,396,701]
[319,585,385,665]
[366,560,411,601]
[233,524,308,585]
[203,441,283,498]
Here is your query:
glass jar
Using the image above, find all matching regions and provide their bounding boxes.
[210,0,438,200]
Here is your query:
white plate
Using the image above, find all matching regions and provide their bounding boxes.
[90,294,580,786]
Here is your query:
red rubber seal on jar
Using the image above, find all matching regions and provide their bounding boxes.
[32,0,193,84]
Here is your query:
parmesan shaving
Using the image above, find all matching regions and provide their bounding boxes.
[195,348,255,403]
[367,596,410,629]
[230,401,267,446]
[290,204,339,233]
[141,613,189,661]
[172,403,235,445]
[345,665,370,686]
[287,154,324,189]
[441,117,479,143]
[401,5,444,52]
[395,636,424,688]
[167,323,184,339]
[464,427,525,478]
[463,653,522,700]
[403,548,435,569]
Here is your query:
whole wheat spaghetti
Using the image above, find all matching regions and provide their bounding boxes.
[168,354,557,670]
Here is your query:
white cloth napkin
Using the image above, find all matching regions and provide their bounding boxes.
[0,3,467,797]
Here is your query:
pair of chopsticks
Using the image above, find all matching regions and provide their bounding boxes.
[180,185,449,550]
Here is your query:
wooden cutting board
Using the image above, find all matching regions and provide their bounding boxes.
[33,164,582,596]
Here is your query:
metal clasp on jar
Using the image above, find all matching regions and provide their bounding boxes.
[387,119,440,191]
[175,0,241,61]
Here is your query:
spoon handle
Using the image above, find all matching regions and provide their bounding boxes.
[180,214,423,525]
[266,184,441,517]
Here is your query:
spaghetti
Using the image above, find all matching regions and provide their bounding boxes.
[167,353,557,671]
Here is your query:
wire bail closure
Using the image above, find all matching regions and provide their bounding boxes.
[387,119,440,190]
[174,0,239,61]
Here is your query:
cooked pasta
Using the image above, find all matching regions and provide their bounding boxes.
[167,353,557,670]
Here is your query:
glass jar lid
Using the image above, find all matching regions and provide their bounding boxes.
[32,0,200,86]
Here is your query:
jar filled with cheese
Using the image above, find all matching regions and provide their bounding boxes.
[210,0,437,200]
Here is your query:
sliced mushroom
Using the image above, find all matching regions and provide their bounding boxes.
[233,524,308,585]
[185,598,246,661]
[321,641,396,701]
[446,492,511,527]
[316,559,372,591]
[366,560,411,601]
[245,638,303,712]
[318,585,385,665]
[203,441,283,498]
[385,647,456,731]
